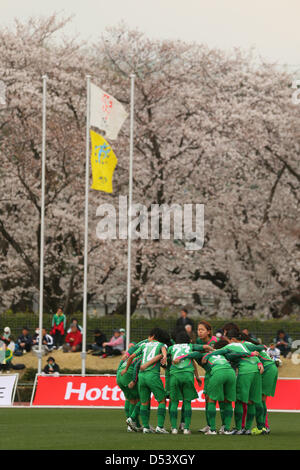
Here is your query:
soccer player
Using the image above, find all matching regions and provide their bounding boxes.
[239,333,278,434]
[122,329,168,434]
[117,355,142,432]
[195,321,219,433]
[173,339,234,435]
[167,331,202,435]
[199,351,236,434]
[119,328,167,432]
[209,331,264,435]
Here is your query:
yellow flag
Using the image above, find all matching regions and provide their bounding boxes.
[90,130,118,193]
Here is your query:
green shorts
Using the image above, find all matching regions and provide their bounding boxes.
[262,365,278,397]
[117,372,139,401]
[207,368,236,402]
[138,372,166,404]
[236,372,262,404]
[170,372,198,402]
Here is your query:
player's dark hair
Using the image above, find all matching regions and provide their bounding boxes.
[239,332,260,345]
[214,339,230,349]
[223,323,240,334]
[226,329,241,340]
[149,327,163,339]
[176,331,191,344]
[277,329,285,336]
[171,329,178,342]
[156,329,172,347]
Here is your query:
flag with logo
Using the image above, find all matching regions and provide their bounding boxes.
[90,130,118,193]
[0,80,6,106]
[90,83,128,140]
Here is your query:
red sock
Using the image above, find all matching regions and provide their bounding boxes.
[265,412,269,428]
[242,403,247,428]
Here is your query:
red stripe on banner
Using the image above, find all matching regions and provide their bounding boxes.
[31,375,300,411]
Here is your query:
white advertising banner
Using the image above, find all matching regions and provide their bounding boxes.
[0,374,18,406]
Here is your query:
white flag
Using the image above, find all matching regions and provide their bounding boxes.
[0,80,6,106]
[90,83,128,140]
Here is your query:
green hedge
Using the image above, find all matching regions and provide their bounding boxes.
[1,312,300,345]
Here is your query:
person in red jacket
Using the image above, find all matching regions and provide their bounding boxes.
[63,324,82,352]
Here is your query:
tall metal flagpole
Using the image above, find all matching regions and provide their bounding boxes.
[38,75,47,375]
[82,75,91,375]
[125,74,135,351]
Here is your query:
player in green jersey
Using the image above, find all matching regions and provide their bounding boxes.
[239,333,278,435]
[117,356,142,432]
[209,332,264,435]
[173,339,234,435]
[167,331,202,435]
[120,328,166,432]
[195,321,219,433]
[122,329,168,434]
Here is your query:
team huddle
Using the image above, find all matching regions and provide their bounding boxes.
[116,321,278,435]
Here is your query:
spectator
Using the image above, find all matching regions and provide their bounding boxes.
[274,330,293,358]
[119,328,126,350]
[0,339,5,364]
[50,307,66,350]
[0,338,13,371]
[267,343,281,363]
[1,327,16,356]
[185,324,196,343]
[15,326,32,355]
[175,308,194,331]
[63,323,82,353]
[101,329,125,358]
[31,328,40,348]
[32,328,54,355]
[67,318,83,334]
[43,357,60,376]
[2,326,11,341]
[40,328,55,353]
[88,329,107,355]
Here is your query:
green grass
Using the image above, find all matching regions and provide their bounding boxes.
[0,409,299,450]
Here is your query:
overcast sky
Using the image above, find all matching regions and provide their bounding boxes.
[1,0,299,69]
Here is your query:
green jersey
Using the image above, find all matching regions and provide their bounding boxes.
[127,339,148,356]
[117,356,141,384]
[202,353,232,375]
[135,341,165,375]
[168,343,195,374]
[52,313,66,328]
[256,350,276,371]
[170,344,208,374]
[205,342,260,375]
[240,341,265,353]
[178,346,228,375]
[196,335,218,347]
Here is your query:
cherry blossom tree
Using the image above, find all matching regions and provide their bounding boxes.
[0,16,298,318]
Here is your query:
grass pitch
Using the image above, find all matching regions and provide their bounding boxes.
[0,409,299,450]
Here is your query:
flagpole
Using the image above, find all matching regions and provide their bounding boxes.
[82,75,91,376]
[38,75,47,375]
[126,74,135,350]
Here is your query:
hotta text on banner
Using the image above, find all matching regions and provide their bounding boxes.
[31,375,300,411]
